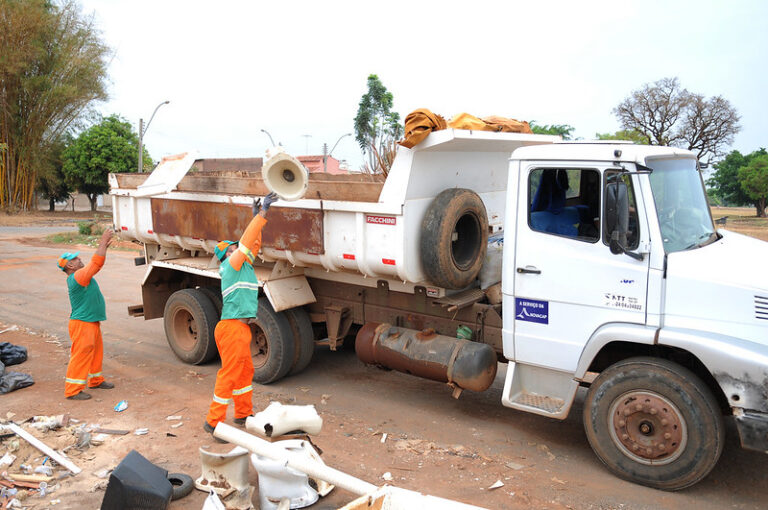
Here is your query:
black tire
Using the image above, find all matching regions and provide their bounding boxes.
[285,307,315,376]
[250,297,295,384]
[167,472,194,500]
[163,289,219,365]
[583,357,724,490]
[199,286,223,318]
[420,188,488,289]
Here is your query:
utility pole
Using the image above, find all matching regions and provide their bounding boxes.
[138,118,144,172]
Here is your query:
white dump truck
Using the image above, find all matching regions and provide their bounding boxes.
[110,129,768,490]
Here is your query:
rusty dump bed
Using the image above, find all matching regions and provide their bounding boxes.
[112,170,386,202]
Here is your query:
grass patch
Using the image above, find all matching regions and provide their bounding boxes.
[46,232,102,247]
[45,231,140,251]
[711,206,768,241]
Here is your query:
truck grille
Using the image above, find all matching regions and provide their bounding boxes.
[756,296,768,321]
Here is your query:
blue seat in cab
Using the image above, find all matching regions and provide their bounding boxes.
[530,169,587,238]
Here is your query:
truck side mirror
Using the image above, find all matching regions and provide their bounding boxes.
[609,230,625,255]
[604,178,629,255]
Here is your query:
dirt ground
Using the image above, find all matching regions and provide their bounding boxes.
[0,212,767,510]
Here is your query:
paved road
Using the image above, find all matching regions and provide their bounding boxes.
[0,225,77,237]
[1,231,766,509]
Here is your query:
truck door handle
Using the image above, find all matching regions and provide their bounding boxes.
[517,266,541,275]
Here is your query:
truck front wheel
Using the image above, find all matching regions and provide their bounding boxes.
[249,297,295,384]
[583,356,724,490]
[164,289,219,365]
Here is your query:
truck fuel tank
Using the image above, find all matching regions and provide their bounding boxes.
[355,323,498,393]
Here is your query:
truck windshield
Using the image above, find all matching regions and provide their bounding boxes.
[647,157,717,253]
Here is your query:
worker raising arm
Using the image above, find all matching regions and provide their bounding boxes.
[58,228,116,400]
[204,192,277,439]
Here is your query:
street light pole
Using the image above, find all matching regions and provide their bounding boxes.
[324,133,352,173]
[260,129,277,147]
[138,100,170,172]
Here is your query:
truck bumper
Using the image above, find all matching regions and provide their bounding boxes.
[735,411,768,453]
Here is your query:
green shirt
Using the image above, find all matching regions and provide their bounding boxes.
[67,272,106,322]
[219,258,260,320]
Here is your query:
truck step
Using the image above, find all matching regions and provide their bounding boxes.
[434,288,485,312]
[501,362,579,419]
[509,391,565,414]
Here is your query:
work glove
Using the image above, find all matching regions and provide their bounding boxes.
[262,192,278,212]
[252,198,261,217]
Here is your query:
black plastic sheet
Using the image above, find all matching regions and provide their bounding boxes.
[0,360,34,394]
[0,342,28,366]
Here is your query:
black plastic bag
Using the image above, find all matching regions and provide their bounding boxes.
[0,371,34,394]
[0,342,28,366]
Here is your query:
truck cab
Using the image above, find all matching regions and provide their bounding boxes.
[501,142,768,490]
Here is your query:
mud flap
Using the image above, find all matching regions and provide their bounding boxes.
[735,410,768,453]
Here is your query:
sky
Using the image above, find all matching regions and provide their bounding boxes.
[78,0,768,171]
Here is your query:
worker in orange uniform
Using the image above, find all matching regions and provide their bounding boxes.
[204,192,277,438]
[58,228,115,400]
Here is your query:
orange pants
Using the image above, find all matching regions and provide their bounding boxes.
[65,320,105,397]
[206,320,254,427]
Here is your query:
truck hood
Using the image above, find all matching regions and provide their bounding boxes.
[664,229,768,346]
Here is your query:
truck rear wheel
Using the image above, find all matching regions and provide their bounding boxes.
[250,297,295,384]
[285,307,315,376]
[421,188,488,289]
[583,357,724,490]
[199,286,223,318]
[164,289,219,365]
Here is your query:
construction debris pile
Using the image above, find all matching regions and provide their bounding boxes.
[0,414,82,508]
[0,412,154,509]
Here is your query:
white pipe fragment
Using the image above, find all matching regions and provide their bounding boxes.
[214,423,375,496]
[7,423,81,475]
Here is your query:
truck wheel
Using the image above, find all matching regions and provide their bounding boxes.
[199,286,223,318]
[250,297,295,384]
[583,357,724,490]
[285,307,315,376]
[420,188,488,289]
[164,289,219,365]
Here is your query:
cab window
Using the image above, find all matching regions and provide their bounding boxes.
[528,168,600,242]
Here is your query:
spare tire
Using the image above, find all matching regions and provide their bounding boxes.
[420,188,488,289]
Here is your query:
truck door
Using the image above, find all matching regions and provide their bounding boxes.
[512,165,650,372]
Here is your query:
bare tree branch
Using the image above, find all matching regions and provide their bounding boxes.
[612,77,740,163]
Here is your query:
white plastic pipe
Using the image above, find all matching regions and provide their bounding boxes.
[214,423,375,496]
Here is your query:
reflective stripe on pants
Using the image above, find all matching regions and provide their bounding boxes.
[206,320,254,427]
[65,320,104,397]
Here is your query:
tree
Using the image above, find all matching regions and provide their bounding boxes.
[529,121,574,140]
[707,149,767,213]
[0,0,109,211]
[36,134,73,211]
[737,154,768,218]
[613,77,740,163]
[354,75,403,173]
[595,129,648,144]
[62,115,150,211]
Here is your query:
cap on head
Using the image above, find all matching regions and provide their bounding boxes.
[57,251,80,272]
[214,241,237,261]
